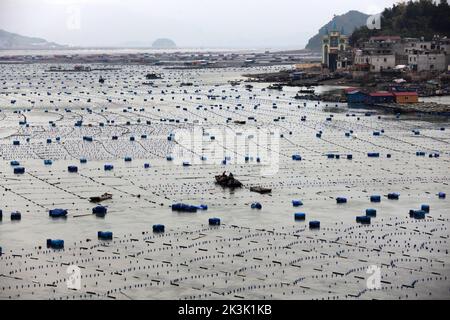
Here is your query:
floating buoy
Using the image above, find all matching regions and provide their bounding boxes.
[421,204,430,213]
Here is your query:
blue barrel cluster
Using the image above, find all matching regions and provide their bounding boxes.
[251,202,262,210]
[172,203,198,213]
[104,164,114,171]
[98,231,113,240]
[292,200,303,207]
[309,221,320,229]
[14,167,25,174]
[421,204,430,213]
[294,213,306,221]
[80,158,87,164]
[44,159,53,165]
[209,218,221,226]
[409,209,426,220]
[366,209,377,217]
[49,208,68,218]
[368,153,380,158]
[153,224,165,233]
[47,239,64,249]
[11,211,21,221]
[68,165,78,173]
[388,193,400,200]
[124,157,132,162]
[370,195,381,203]
[356,216,371,224]
[336,197,348,204]
[292,154,302,161]
[93,206,107,217]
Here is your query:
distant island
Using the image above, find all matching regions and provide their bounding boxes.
[0,29,65,50]
[305,10,369,52]
[152,38,177,49]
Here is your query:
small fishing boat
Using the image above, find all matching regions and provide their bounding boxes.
[215,172,243,189]
[250,186,272,194]
[89,193,112,203]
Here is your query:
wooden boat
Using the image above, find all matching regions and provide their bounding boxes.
[215,173,243,189]
[89,193,112,203]
[250,186,272,194]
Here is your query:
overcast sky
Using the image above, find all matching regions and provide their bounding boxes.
[0,0,400,48]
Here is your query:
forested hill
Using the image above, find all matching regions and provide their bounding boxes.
[350,0,450,45]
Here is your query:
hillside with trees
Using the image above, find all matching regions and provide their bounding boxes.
[350,0,450,46]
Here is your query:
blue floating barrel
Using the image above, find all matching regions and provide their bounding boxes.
[292,200,303,207]
[44,159,53,165]
[104,164,114,171]
[144,163,151,169]
[68,165,78,173]
[112,136,118,140]
[0,246,2,256]
[153,224,165,233]
[93,206,107,216]
[327,154,334,159]
[387,193,400,200]
[347,154,353,160]
[83,136,93,142]
[198,205,208,211]
[209,218,221,226]
[13,140,20,146]
[0,209,2,221]
[356,216,371,224]
[46,138,52,144]
[14,167,25,174]
[336,197,347,204]
[366,209,377,217]
[316,133,322,138]
[166,155,173,161]
[46,239,64,249]
[251,202,262,210]
[373,132,380,136]
[370,195,381,203]
[368,153,380,158]
[10,212,21,221]
[387,154,392,158]
[438,192,446,199]
[292,155,302,161]
[183,161,191,167]
[10,160,20,166]
[130,136,135,141]
[309,221,320,229]
[411,210,426,220]
[345,132,351,137]
[172,203,198,213]
[98,231,113,240]
[421,204,430,213]
[49,209,68,218]
[80,158,87,164]
[124,157,132,162]
[294,213,306,221]
[141,135,147,139]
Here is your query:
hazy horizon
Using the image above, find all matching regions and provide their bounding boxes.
[0,0,400,49]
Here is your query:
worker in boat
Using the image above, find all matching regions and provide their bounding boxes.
[229,172,234,179]
[222,171,227,177]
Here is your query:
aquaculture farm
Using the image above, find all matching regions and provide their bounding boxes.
[0,64,449,300]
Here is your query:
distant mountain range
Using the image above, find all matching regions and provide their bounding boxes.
[305,10,370,52]
[0,29,65,49]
